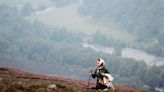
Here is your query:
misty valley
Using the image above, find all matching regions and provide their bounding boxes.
[0,0,164,92]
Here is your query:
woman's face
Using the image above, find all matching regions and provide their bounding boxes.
[96,60,100,67]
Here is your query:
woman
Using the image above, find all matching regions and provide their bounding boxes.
[90,58,114,91]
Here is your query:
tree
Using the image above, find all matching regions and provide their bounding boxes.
[91,30,108,45]
[145,65,162,88]
[21,3,34,16]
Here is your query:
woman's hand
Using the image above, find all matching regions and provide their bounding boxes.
[101,73,106,76]
[89,69,92,75]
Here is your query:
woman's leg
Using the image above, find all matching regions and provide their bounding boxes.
[96,83,108,89]
[105,82,115,90]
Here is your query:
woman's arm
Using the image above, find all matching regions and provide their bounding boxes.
[100,67,109,77]
[91,69,98,78]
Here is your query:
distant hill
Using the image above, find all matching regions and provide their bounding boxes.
[0,67,146,92]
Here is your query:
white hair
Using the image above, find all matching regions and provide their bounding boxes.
[98,58,105,66]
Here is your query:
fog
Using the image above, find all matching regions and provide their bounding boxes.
[0,0,164,91]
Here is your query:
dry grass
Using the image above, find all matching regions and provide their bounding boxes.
[0,67,146,92]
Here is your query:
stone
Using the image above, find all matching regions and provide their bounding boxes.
[47,84,57,89]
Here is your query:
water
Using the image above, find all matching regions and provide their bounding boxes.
[82,43,114,55]
[82,43,164,66]
[121,47,164,65]
[33,6,164,66]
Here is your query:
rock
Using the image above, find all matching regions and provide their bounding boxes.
[18,81,21,84]
[47,84,57,89]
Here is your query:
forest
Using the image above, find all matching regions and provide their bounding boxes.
[0,0,164,92]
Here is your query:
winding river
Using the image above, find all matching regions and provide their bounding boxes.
[82,43,164,66]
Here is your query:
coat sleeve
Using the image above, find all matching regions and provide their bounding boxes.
[91,69,98,78]
[103,67,109,74]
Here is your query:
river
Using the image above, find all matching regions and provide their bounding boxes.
[82,43,164,66]
[32,5,164,66]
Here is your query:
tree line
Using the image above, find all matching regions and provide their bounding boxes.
[0,4,164,92]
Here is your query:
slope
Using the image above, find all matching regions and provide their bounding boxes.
[0,67,146,92]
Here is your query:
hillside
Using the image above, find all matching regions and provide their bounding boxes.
[0,67,145,92]
[0,0,164,91]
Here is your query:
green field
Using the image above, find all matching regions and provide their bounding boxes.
[27,4,136,44]
[0,0,137,44]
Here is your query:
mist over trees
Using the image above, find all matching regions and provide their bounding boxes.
[78,0,164,57]
[78,0,163,38]
[0,0,164,92]
[50,0,78,7]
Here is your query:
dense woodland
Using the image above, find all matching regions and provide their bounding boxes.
[0,0,164,92]
[78,0,164,57]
